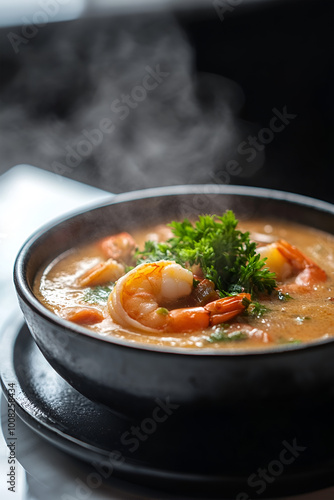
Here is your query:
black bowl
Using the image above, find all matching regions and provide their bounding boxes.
[14,185,334,419]
[13,185,334,485]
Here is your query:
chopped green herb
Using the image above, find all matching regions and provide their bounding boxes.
[83,285,114,305]
[277,338,302,345]
[228,284,244,295]
[277,291,294,301]
[228,331,249,341]
[207,326,249,343]
[135,211,277,298]
[193,278,201,288]
[156,307,169,316]
[242,297,271,318]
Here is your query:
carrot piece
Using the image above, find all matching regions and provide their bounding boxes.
[60,307,104,325]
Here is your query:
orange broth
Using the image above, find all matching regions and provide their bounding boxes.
[34,219,334,350]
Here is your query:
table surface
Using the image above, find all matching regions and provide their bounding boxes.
[0,165,333,500]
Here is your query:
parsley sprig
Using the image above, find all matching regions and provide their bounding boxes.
[135,211,276,298]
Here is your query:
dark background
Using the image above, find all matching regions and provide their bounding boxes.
[0,0,333,202]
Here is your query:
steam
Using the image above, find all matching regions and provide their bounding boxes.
[0,14,247,192]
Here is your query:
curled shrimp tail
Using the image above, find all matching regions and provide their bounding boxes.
[109,261,194,333]
[276,240,312,270]
[204,293,251,326]
[276,239,327,287]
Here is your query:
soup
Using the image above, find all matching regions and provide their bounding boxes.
[34,213,334,350]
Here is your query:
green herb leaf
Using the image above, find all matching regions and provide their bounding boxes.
[277,291,294,301]
[227,331,249,341]
[83,285,114,305]
[277,338,302,345]
[207,326,249,343]
[242,298,271,318]
[156,307,169,316]
[135,211,277,298]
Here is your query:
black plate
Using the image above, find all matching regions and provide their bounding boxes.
[1,319,333,498]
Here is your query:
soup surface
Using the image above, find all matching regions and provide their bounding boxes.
[34,216,334,350]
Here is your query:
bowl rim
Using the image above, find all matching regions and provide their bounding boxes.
[14,184,334,357]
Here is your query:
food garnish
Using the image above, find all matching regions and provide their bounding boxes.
[207,325,249,343]
[241,297,271,318]
[83,285,115,305]
[135,211,277,298]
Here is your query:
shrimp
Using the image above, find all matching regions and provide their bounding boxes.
[98,232,136,265]
[108,260,250,333]
[257,239,326,292]
[77,232,135,287]
[77,258,125,287]
[143,224,173,243]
